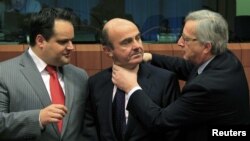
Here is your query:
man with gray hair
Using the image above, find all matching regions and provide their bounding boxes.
[112,9,250,141]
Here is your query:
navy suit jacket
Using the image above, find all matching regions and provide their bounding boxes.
[127,50,250,141]
[83,62,181,141]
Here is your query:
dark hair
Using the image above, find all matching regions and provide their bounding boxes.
[100,27,113,49]
[28,7,77,46]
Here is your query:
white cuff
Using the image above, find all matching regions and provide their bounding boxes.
[127,86,142,100]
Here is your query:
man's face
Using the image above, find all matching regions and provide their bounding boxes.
[177,20,205,65]
[41,20,75,66]
[106,21,144,69]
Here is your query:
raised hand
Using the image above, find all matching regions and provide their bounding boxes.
[143,53,152,62]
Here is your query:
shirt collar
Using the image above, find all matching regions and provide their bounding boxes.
[197,56,215,75]
[28,47,47,72]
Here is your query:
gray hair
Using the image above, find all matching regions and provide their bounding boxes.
[185,9,228,55]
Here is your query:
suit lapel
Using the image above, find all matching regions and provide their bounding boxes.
[105,68,118,138]
[60,66,73,136]
[185,66,199,85]
[125,63,152,135]
[137,63,151,92]
[19,51,51,107]
[19,51,59,136]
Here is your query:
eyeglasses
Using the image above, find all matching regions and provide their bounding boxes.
[180,34,197,45]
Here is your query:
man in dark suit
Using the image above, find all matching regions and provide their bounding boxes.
[83,18,180,141]
[0,8,88,141]
[112,10,250,141]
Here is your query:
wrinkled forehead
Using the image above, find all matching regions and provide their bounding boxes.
[183,20,198,36]
[107,21,139,43]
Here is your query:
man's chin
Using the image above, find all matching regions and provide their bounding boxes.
[130,54,143,60]
[130,59,143,65]
[61,58,71,64]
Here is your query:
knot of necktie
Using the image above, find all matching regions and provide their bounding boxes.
[46,65,57,77]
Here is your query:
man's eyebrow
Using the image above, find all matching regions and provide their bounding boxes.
[120,37,133,44]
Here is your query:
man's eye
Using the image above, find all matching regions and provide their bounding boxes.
[122,40,130,44]
[121,39,131,45]
[57,40,68,45]
[137,37,142,42]
[135,35,141,41]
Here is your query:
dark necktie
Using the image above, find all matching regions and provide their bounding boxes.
[46,65,65,133]
[112,88,126,141]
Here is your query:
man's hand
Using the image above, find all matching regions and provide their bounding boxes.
[112,64,139,93]
[39,104,68,126]
[143,53,152,62]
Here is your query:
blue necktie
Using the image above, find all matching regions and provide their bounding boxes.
[112,88,126,141]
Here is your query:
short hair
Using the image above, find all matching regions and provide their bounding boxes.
[28,8,77,46]
[100,25,114,49]
[185,9,229,55]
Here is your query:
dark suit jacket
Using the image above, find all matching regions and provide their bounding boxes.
[127,50,250,141]
[83,62,180,141]
[0,51,88,141]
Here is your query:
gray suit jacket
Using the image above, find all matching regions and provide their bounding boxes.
[0,51,88,141]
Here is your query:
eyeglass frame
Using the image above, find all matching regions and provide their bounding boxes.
[180,33,198,45]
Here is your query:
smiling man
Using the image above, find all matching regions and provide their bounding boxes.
[0,8,88,141]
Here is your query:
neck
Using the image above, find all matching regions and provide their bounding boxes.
[123,64,139,70]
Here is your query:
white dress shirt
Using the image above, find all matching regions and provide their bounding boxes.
[28,47,65,100]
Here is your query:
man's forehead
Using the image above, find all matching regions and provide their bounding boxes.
[106,18,135,29]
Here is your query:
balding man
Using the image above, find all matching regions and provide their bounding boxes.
[82,18,181,141]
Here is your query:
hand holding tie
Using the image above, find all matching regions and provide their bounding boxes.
[42,65,66,133]
[39,104,68,126]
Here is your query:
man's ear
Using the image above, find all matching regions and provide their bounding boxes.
[35,34,46,49]
[203,42,212,54]
[103,46,113,57]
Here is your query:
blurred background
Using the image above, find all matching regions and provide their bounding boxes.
[0,0,249,44]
